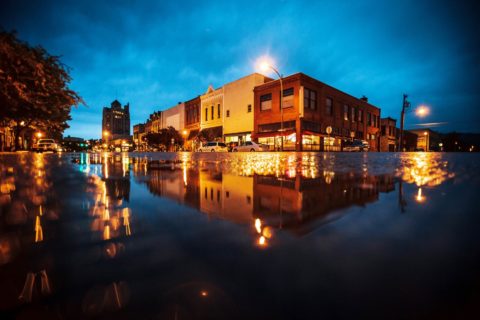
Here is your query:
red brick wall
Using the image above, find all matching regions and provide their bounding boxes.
[253,73,381,151]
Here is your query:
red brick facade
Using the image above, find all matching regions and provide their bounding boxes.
[253,73,381,151]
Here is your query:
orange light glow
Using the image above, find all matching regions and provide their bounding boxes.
[254,218,262,234]
[416,188,425,202]
[258,236,266,246]
[415,105,429,117]
[200,290,208,297]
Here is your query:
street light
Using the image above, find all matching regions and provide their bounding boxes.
[259,58,284,151]
[415,105,429,117]
[36,132,43,138]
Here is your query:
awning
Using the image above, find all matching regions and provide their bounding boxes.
[187,129,199,140]
[198,126,223,140]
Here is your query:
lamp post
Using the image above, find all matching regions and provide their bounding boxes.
[260,62,284,151]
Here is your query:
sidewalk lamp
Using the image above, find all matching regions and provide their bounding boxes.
[36,132,43,138]
[259,57,284,151]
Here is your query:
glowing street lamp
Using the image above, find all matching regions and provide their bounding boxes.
[415,105,430,117]
[258,57,284,151]
[36,132,43,138]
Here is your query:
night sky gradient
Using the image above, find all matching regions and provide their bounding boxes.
[1,0,479,138]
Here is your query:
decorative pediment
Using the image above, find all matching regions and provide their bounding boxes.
[206,84,214,94]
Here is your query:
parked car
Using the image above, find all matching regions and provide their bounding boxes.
[343,139,369,152]
[32,139,58,152]
[198,141,228,152]
[232,141,269,152]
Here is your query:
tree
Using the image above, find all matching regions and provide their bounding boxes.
[0,30,83,149]
[144,127,184,150]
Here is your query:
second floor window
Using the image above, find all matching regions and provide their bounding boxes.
[247,104,252,113]
[344,104,349,121]
[205,108,208,121]
[260,93,272,111]
[211,106,214,120]
[282,87,294,108]
[217,104,221,118]
[326,97,333,116]
[304,88,317,110]
[226,110,230,117]
[358,109,363,122]
[351,107,356,122]
[367,112,372,126]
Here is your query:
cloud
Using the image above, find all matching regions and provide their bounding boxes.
[1,0,479,138]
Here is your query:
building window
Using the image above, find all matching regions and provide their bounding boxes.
[282,87,294,108]
[304,88,317,110]
[260,93,272,111]
[367,112,371,126]
[344,104,349,121]
[247,104,252,113]
[226,110,230,117]
[326,97,333,116]
[358,109,363,122]
[211,106,214,120]
[351,107,356,122]
[205,108,208,121]
[217,104,221,118]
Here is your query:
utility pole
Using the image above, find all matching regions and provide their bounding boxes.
[398,94,410,152]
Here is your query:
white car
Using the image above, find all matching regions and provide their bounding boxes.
[198,141,228,152]
[33,139,58,152]
[232,141,269,152]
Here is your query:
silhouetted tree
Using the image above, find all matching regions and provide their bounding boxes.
[145,127,184,150]
[0,31,83,149]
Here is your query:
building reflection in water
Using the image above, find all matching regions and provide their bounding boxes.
[82,152,453,248]
[126,154,401,246]
[81,153,133,242]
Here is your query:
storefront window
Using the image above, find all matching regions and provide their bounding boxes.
[302,135,320,151]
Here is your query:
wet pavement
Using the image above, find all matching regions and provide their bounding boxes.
[1,151,479,319]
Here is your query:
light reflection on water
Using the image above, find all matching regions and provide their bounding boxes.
[1,151,479,319]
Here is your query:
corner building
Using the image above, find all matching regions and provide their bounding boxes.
[253,73,381,151]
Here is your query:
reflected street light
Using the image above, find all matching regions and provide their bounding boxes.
[259,58,284,151]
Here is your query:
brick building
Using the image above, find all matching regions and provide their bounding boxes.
[252,73,381,151]
[380,117,397,152]
[184,96,201,149]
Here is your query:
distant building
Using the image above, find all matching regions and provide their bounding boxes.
[184,96,201,150]
[102,100,131,140]
[162,102,185,131]
[200,85,224,141]
[380,117,397,152]
[133,123,146,150]
[408,128,441,151]
[399,130,418,151]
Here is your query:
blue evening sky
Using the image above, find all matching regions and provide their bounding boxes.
[1,0,479,138]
